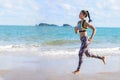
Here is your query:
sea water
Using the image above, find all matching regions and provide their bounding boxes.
[0,25,120,56]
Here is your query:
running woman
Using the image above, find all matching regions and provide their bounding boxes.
[73,10,105,74]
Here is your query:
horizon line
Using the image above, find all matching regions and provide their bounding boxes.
[0,24,119,28]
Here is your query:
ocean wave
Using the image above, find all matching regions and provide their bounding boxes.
[42,40,80,46]
[39,47,120,57]
[0,44,120,56]
[0,44,41,51]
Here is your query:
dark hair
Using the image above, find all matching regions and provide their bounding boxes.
[81,10,92,22]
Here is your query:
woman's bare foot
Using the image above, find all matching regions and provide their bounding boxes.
[72,70,80,74]
[102,56,106,64]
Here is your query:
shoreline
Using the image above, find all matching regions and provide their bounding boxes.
[0,53,120,80]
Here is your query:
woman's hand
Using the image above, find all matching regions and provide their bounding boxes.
[86,22,96,42]
[88,38,92,42]
[74,27,78,34]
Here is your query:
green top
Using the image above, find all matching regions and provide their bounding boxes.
[77,20,88,32]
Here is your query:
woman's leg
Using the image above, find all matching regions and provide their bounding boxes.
[76,49,84,71]
[85,49,105,64]
[85,49,102,59]
[76,36,87,70]
[73,36,87,74]
[73,47,85,74]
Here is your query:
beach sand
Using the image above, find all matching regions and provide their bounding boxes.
[0,53,120,80]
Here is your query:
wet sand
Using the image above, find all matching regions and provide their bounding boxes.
[0,54,120,80]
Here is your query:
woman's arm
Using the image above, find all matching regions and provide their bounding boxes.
[86,22,96,41]
[74,21,80,34]
[74,27,78,34]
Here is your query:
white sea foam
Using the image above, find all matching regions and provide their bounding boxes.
[38,47,120,57]
[0,45,120,57]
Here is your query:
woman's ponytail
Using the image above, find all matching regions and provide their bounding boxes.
[86,11,92,22]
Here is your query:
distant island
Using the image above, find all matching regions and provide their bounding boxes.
[37,23,72,27]
[63,24,72,27]
[38,23,58,26]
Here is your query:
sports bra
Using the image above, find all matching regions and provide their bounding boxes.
[77,20,88,32]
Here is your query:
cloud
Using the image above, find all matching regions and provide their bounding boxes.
[61,3,72,11]
[0,0,41,25]
[96,0,120,11]
[109,0,120,11]
[0,0,120,27]
[4,3,13,9]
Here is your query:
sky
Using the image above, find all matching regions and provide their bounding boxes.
[0,0,120,27]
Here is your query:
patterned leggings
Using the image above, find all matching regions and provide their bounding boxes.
[77,36,103,70]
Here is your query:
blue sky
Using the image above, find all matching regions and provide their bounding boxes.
[0,0,120,27]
